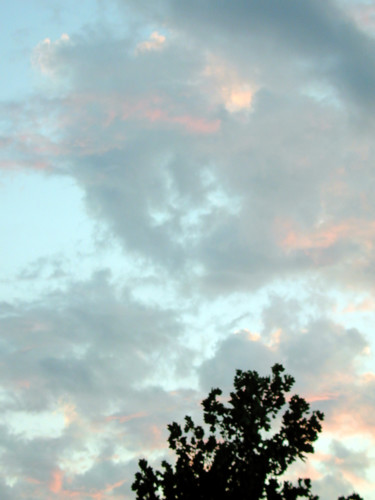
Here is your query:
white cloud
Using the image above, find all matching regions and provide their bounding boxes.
[32,33,71,77]
[204,57,257,112]
[136,31,166,53]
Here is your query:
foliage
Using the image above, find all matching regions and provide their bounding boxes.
[132,364,362,500]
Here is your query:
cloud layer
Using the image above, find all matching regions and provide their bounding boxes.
[2,0,375,497]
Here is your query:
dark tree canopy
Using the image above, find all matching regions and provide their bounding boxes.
[132,364,362,500]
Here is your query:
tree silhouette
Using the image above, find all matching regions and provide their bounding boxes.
[132,364,362,499]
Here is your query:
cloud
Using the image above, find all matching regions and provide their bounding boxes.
[342,297,375,313]
[136,31,166,53]
[309,441,375,498]
[32,33,71,77]
[199,314,368,401]
[49,469,63,494]
[203,57,257,113]
[0,269,198,498]
[3,1,375,498]
[279,218,375,253]
[123,0,375,112]
[197,294,374,496]
[198,292,370,425]
[6,11,372,296]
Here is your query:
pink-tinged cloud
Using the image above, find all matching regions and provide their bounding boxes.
[139,424,169,452]
[63,93,220,137]
[318,449,374,491]
[105,411,147,424]
[49,469,63,493]
[284,456,323,483]
[342,298,375,313]
[32,34,71,76]
[26,477,43,485]
[16,133,63,156]
[136,31,166,53]
[0,159,50,171]
[0,131,65,171]
[233,328,261,342]
[349,4,375,32]
[222,86,254,113]
[15,379,31,389]
[339,471,372,492]
[144,108,221,134]
[3,90,220,169]
[46,473,126,499]
[305,452,372,492]
[59,401,78,427]
[304,392,340,403]
[324,406,375,440]
[277,218,375,252]
[116,96,221,134]
[203,57,257,112]
[266,328,283,350]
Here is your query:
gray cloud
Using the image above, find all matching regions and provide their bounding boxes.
[1,271,188,409]
[3,1,375,498]
[0,269,201,497]
[120,0,375,111]
[197,296,372,497]
[22,19,375,295]
[311,441,372,498]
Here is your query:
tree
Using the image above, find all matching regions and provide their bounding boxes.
[132,364,362,499]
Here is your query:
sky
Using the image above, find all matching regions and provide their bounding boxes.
[1,0,375,498]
